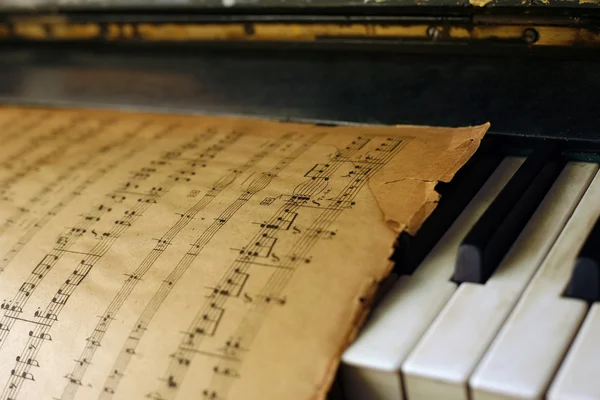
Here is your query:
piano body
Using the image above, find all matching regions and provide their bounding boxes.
[0,1,600,399]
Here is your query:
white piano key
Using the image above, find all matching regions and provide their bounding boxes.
[340,157,524,400]
[469,167,600,400]
[548,303,600,400]
[401,162,598,400]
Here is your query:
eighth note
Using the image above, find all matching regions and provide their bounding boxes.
[202,389,218,399]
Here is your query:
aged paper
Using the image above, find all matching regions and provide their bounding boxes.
[0,106,488,400]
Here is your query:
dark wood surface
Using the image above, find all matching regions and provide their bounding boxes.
[0,43,599,145]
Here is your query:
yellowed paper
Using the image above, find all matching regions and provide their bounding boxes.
[0,106,488,400]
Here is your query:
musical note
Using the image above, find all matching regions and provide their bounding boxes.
[213,366,239,378]
[0,107,459,400]
[167,376,177,388]
[202,390,219,399]
[223,338,243,356]
[259,294,287,306]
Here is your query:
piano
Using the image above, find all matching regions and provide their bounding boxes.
[0,1,599,399]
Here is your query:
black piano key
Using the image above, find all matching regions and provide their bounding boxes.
[392,149,502,275]
[566,217,600,302]
[454,144,566,284]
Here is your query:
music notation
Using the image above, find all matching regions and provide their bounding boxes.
[150,136,404,400]
[0,107,487,400]
[0,123,155,272]
[61,132,326,400]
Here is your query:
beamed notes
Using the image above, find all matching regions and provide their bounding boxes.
[0,106,487,400]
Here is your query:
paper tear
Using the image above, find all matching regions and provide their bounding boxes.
[321,122,488,237]
[0,105,489,400]
[305,123,488,400]
[366,123,488,235]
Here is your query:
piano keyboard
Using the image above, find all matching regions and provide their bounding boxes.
[340,147,600,400]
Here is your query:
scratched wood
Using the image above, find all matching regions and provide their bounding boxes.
[0,20,598,48]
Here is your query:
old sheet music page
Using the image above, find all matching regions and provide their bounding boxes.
[0,106,488,400]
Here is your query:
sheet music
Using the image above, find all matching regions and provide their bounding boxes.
[0,106,488,400]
